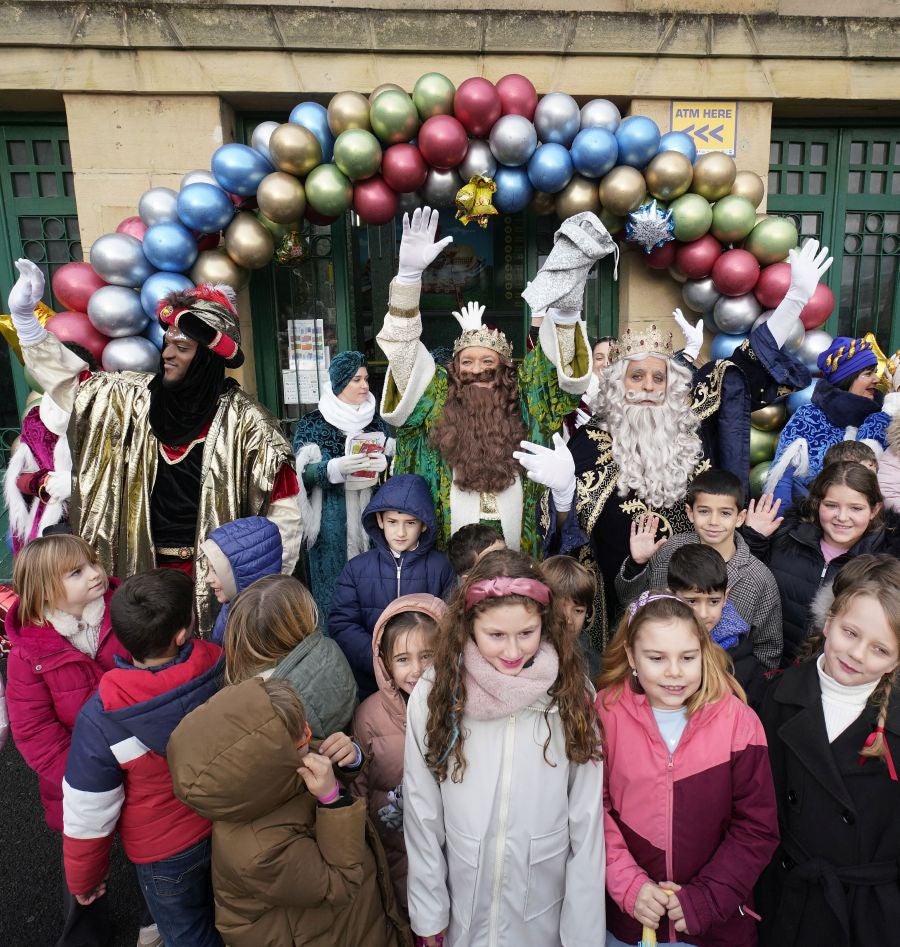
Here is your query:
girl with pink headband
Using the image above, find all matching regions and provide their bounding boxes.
[402,548,605,946]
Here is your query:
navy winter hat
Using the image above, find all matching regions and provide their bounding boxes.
[329,350,366,394]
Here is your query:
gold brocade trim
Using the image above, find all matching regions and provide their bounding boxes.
[388,303,419,318]
[480,491,501,520]
[158,436,207,465]
[690,359,733,422]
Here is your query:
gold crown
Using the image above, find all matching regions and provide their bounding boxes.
[453,326,513,360]
[609,324,674,363]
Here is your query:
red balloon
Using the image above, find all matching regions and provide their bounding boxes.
[674,235,723,280]
[195,232,221,252]
[116,216,148,241]
[645,242,677,270]
[496,74,539,121]
[50,263,107,313]
[418,115,469,171]
[711,249,761,297]
[453,77,502,138]
[45,310,109,364]
[754,261,791,309]
[353,176,400,226]
[381,143,428,193]
[304,207,338,227]
[800,283,835,330]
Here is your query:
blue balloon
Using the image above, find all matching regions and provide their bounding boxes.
[658,131,698,163]
[787,380,817,415]
[142,317,167,350]
[527,143,573,195]
[142,223,199,274]
[211,143,273,197]
[570,127,618,179]
[710,331,748,360]
[615,115,661,169]
[176,183,235,233]
[494,165,534,214]
[289,101,335,163]
[140,271,194,320]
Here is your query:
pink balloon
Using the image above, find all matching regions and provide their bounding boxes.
[50,262,107,313]
[800,283,835,329]
[674,235,723,280]
[754,262,791,309]
[418,115,469,171]
[45,310,109,364]
[496,74,539,121]
[116,216,148,241]
[305,207,338,227]
[711,249,761,297]
[645,242,677,270]
[453,77,502,138]
[353,176,400,226]
[382,143,428,193]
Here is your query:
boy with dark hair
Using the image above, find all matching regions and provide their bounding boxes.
[822,439,878,472]
[62,569,224,947]
[446,523,505,578]
[541,554,599,676]
[616,468,783,670]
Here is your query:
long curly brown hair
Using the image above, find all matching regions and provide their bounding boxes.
[428,356,527,494]
[424,548,602,783]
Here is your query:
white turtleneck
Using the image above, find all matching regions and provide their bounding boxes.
[45,595,106,659]
[816,654,879,743]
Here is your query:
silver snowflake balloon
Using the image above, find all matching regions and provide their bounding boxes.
[625,200,675,253]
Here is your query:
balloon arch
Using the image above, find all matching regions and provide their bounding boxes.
[45,74,834,489]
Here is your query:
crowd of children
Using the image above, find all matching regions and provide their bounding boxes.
[4,389,900,946]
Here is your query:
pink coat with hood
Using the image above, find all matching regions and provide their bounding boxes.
[4,581,128,831]
[351,593,446,911]
[877,412,900,513]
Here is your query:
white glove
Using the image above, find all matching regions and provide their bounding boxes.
[8,259,47,345]
[452,301,485,333]
[43,470,71,502]
[766,239,833,349]
[396,207,453,284]
[546,307,581,326]
[513,433,576,512]
[327,454,373,483]
[673,308,704,361]
[362,453,388,474]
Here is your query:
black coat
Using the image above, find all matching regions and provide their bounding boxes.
[743,512,894,663]
[756,659,900,947]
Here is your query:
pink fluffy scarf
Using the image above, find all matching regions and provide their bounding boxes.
[463,639,559,721]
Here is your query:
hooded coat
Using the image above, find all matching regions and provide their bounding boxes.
[168,676,409,947]
[877,412,900,513]
[351,593,447,910]
[329,475,455,697]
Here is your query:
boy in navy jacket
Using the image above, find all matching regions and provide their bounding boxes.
[62,569,223,947]
[329,474,455,697]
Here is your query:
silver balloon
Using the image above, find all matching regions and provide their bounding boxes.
[250,121,279,162]
[682,278,721,314]
[488,115,537,167]
[713,293,762,334]
[87,285,149,338]
[101,335,161,373]
[534,92,581,147]
[180,169,219,191]
[580,98,622,132]
[668,264,688,284]
[138,187,179,226]
[398,191,424,215]
[753,309,805,353]
[89,233,155,287]
[422,168,462,208]
[797,329,833,371]
[459,140,498,181]
[702,310,718,333]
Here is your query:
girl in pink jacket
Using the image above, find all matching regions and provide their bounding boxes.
[596,591,778,947]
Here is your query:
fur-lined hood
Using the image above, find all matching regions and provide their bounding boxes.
[887,413,900,452]
[809,583,835,633]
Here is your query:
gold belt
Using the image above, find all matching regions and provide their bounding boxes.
[156,545,195,560]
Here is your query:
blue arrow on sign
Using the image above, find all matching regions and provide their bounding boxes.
[682,124,695,135]
[694,124,710,142]
[709,125,725,142]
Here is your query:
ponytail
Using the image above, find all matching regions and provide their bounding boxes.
[859,672,899,780]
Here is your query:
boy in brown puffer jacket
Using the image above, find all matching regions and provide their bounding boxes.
[168,676,410,947]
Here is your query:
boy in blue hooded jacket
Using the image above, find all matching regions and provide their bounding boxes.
[328,474,455,697]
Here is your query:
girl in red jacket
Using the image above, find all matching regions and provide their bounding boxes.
[4,534,128,946]
[597,591,779,947]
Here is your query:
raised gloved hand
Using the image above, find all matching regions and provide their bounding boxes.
[397,207,453,284]
[8,259,46,345]
[787,238,833,303]
[327,453,375,484]
[43,470,72,502]
[673,308,704,361]
[513,432,576,512]
[451,301,485,333]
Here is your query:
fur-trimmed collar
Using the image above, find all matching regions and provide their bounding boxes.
[812,377,883,428]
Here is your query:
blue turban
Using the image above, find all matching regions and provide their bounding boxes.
[329,350,366,394]
[817,337,877,385]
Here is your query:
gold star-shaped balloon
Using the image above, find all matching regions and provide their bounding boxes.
[455,175,499,229]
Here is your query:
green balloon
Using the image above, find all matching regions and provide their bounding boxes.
[333,128,383,181]
[710,195,757,244]
[749,426,779,466]
[669,193,713,242]
[369,90,420,145]
[749,461,771,500]
[413,72,456,121]
[305,164,353,216]
[257,212,294,240]
[744,217,799,265]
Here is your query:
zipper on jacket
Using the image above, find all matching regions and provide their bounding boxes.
[488,715,516,946]
[665,751,676,943]
[395,555,403,598]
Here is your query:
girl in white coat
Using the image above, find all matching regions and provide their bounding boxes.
[404,548,605,947]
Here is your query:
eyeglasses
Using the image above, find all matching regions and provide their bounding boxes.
[295,723,312,751]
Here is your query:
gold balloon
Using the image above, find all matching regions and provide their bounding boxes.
[269,123,323,177]
[599,208,626,234]
[369,83,405,103]
[191,248,250,291]
[690,152,737,201]
[529,191,556,215]
[555,174,601,219]
[257,212,300,240]
[256,172,307,225]
[731,170,766,209]
[751,402,787,432]
[224,213,275,270]
[598,166,647,217]
[328,91,372,135]
[644,151,694,201]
